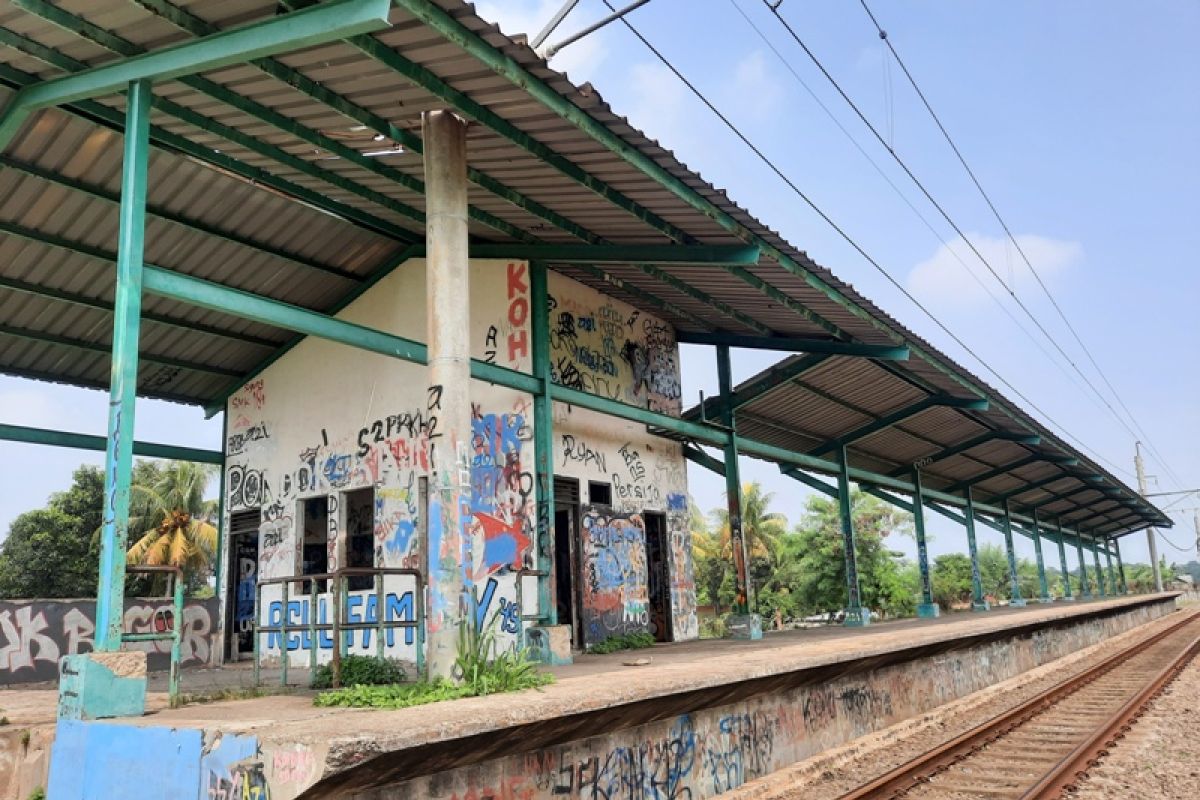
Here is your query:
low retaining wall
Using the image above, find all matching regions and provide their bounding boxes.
[344,596,1177,799]
[0,597,219,684]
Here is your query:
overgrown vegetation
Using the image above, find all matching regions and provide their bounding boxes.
[588,631,655,654]
[26,788,45,800]
[311,655,406,689]
[313,618,552,710]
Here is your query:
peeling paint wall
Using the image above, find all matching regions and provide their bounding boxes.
[219,259,694,668]
[350,602,1174,800]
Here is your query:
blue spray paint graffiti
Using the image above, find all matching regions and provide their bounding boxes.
[265,592,415,650]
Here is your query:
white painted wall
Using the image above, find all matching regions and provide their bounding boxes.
[219,259,696,669]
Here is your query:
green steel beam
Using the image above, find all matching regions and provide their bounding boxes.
[836,445,868,625]
[530,260,555,625]
[1074,527,1092,598]
[682,444,726,477]
[674,332,909,359]
[1027,483,1100,510]
[809,395,989,457]
[1055,519,1073,599]
[0,322,242,378]
[0,0,391,149]
[95,78,151,652]
[0,58,416,244]
[685,354,831,421]
[963,487,988,610]
[781,466,839,498]
[1001,500,1026,606]
[912,469,937,615]
[944,453,1079,493]
[0,422,222,464]
[0,271,279,350]
[1030,509,1051,601]
[717,344,751,616]
[465,243,761,265]
[0,154,359,282]
[142,267,429,366]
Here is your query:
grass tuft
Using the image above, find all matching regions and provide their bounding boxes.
[587,631,655,654]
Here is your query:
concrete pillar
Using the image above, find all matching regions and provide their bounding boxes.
[422,109,474,680]
[964,488,990,611]
[1001,501,1026,607]
[911,470,938,618]
[1030,510,1051,602]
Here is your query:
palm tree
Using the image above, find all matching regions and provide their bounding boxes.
[711,482,786,561]
[126,462,219,584]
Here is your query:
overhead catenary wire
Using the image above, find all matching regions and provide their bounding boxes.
[597,0,1135,481]
[724,0,1120,426]
[760,1,1153,466]
[855,0,1187,493]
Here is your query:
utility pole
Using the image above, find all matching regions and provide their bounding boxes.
[1135,442,1163,592]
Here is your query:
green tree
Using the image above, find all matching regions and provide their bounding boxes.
[931,552,974,609]
[126,462,218,588]
[784,490,914,619]
[0,466,104,598]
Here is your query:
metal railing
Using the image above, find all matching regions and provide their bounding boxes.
[252,567,424,689]
[122,564,185,706]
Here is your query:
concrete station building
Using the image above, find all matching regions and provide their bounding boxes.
[0,0,1178,797]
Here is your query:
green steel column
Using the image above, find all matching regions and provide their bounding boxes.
[530,260,556,625]
[1104,546,1117,597]
[717,344,752,618]
[94,79,152,651]
[1115,539,1128,594]
[1030,509,1051,602]
[912,469,938,617]
[1001,500,1026,607]
[1055,518,1073,600]
[1075,528,1092,599]
[837,445,868,626]
[964,487,989,611]
[1092,540,1106,598]
[213,411,228,606]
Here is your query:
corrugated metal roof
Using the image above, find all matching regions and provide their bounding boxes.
[0,0,1167,536]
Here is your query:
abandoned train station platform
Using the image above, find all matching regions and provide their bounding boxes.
[0,0,1179,797]
[1,593,1181,799]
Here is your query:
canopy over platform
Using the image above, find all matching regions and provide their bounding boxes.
[0,0,1167,541]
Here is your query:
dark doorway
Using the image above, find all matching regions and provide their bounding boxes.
[644,511,673,642]
[226,510,261,661]
[344,488,375,590]
[553,476,581,649]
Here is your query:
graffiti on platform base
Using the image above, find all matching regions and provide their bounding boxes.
[0,597,218,683]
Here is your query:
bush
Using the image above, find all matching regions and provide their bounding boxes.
[313,619,551,709]
[587,631,655,654]
[699,614,728,639]
[311,655,406,689]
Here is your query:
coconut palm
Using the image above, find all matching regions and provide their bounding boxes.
[711,482,786,562]
[126,461,219,583]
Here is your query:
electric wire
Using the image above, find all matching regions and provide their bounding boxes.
[1156,529,1193,553]
[855,0,1187,492]
[760,1,1151,461]
[724,0,1117,423]
[598,0,1135,481]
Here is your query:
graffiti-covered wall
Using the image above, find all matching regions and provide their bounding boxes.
[0,597,218,684]
[221,259,695,668]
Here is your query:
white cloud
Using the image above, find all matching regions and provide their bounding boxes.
[475,0,609,83]
[727,50,783,122]
[625,61,689,146]
[908,233,1084,308]
[0,384,64,429]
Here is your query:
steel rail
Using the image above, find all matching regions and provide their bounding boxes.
[836,609,1200,799]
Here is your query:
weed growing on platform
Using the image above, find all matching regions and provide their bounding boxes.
[311,655,406,689]
[313,618,552,709]
[588,632,655,654]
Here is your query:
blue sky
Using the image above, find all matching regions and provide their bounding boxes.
[2,0,1198,569]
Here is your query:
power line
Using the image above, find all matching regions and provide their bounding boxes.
[724,0,1120,426]
[758,2,1162,475]
[1157,529,1193,553]
[855,0,1187,492]
[598,0,1135,481]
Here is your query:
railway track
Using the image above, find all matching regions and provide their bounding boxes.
[838,609,1200,800]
